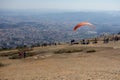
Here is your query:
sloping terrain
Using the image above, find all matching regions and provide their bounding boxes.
[0,41,120,80]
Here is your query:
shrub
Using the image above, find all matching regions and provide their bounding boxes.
[0,62,5,67]
[0,52,18,57]
[54,48,83,54]
[9,54,21,59]
[9,52,38,59]
[25,52,38,57]
[86,49,96,53]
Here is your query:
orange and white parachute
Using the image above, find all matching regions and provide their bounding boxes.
[73,22,95,31]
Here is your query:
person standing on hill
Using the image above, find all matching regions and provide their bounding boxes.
[23,51,26,58]
[18,51,22,58]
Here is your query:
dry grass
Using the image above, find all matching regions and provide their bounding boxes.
[1,41,120,80]
[0,45,98,59]
[1,47,120,80]
[54,48,83,54]
[0,49,18,57]
[54,45,97,54]
[0,62,5,67]
[86,49,96,53]
[0,52,18,57]
[52,45,85,54]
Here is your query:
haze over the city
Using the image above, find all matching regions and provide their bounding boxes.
[0,0,120,11]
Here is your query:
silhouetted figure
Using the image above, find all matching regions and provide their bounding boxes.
[23,51,26,58]
[86,40,90,44]
[71,39,75,45]
[42,43,47,47]
[54,43,57,46]
[81,39,85,44]
[103,37,109,43]
[118,32,120,35]
[93,38,97,44]
[103,37,106,43]
[114,36,119,41]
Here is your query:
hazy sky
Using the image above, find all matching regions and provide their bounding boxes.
[0,0,120,11]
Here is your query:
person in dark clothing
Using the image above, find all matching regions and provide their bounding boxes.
[81,39,85,44]
[23,51,26,58]
[86,40,90,44]
[71,39,75,45]
[103,37,109,43]
[92,38,97,44]
[118,32,120,35]
[106,38,109,43]
[94,38,98,44]
[103,37,106,43]
[114,36,119,41]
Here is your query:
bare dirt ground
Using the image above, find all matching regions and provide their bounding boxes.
[0,41,120,80]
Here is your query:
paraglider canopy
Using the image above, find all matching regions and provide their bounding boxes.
[73,22,95,31]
